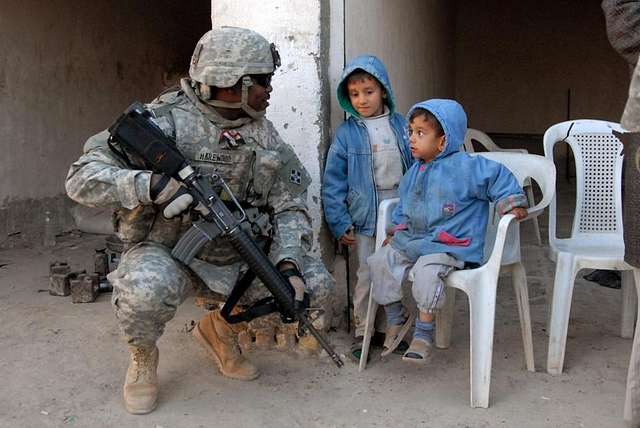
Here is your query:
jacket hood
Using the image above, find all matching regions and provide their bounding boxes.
[337,55,396,118]
[407,99,467,160]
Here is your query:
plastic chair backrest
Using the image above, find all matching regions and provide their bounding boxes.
[474,152,556,215]
[543,120,625,244]
[474,152,556,264]
[464,128,501,153]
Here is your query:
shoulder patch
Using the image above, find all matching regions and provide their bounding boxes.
[280,155,311,194]
[290,168,302,185]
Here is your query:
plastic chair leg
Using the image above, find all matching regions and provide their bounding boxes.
[510,262,535,372]
[435,287,456,349]
[545,270,553,337]
[624,268,640,423]
[525,185,542,246]
[621,270,637,339]
[468,281,498,408]
[547,252,578,375]
[359,284,378,372]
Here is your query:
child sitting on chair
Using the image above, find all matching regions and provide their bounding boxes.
[368,99,528,362]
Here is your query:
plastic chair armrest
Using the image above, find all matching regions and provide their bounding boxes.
[485,213,516,270]
[527,190,553,220]
[496,148,529,154]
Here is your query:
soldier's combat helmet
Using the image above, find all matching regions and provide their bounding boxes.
[189,26,281,118]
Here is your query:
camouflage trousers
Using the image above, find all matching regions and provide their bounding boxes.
[107,241,335,347]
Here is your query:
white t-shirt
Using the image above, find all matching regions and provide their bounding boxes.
[362,107,403,190]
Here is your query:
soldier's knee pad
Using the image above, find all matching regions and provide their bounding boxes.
[110,242,190,307]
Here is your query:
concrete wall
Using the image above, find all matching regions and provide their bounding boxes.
[455,0,630,135]
[0,0,210,247]
[343,0,456,115]
[211,0,331,258]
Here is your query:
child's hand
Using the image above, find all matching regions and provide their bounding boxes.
[509,207,528,220]
[382,235,392,246]
[339,228,356,246]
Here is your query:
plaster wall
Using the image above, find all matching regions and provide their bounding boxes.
[0,0,209,246]
[343,0,456,116]
[211,0,329,257]
[455,0,629,135]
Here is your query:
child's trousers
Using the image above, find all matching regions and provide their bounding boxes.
[352,233,380,337]
[368,244,464,313]
[352,189,398,337]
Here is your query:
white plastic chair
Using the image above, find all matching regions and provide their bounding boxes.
[465,128,542,246]
[359,152,556,408]
[544,119,640,375]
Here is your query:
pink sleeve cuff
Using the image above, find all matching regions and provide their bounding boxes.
[390,223,407,234]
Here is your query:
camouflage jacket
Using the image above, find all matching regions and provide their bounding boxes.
[602,0,640,70]
[66,79,313,273]
[623,60,640,132]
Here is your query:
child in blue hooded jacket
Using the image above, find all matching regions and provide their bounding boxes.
[322,55,412,358]
[368,99,528,362]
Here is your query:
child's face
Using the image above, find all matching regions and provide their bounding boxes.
[346,76,385,117]
[408,115,446,163]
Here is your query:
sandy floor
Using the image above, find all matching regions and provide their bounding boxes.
[0,208,634,427]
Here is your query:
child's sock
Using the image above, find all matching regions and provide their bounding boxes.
[383,301,406,326]
[413,319,434,344]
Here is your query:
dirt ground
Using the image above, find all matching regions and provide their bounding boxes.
[0,208,635,428]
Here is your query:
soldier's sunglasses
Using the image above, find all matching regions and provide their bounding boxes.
[251,74,273,88]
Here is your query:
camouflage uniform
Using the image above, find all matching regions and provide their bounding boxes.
[623,61,640,134]
[603,3,640,424]
[65,29,334,348]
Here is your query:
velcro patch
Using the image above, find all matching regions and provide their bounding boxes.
[198,151,233,164]
[290,169,302,185]
[219,130,246,148]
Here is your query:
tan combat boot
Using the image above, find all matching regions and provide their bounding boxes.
[123,345,159,415]
[193,310,260,380]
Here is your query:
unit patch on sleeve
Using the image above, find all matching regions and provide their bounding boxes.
[290,169,302,185]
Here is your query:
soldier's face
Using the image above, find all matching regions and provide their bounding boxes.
[247,74,273,112]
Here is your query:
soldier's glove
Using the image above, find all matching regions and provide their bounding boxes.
[150,173,193,218]
[279,264,308,312]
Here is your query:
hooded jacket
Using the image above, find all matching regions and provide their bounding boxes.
[390,99,527,264]
[322,55,412,238]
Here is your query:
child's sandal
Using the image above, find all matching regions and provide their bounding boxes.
[402,337,433,363]
[349,332,386,363]
[349,343,367,363]
[381,311,416,357]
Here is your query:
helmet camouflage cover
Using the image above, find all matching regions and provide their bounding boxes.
[190,26,281,88]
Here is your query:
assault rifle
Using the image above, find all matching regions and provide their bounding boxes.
[108,102,343,368]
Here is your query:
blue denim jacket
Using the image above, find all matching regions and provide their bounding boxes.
[322,55,412,238]
[391,99,527,264]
